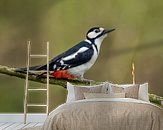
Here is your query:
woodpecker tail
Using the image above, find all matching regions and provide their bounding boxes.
[15,64,46,74]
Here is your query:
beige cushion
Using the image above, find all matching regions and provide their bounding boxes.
[84,92,125,99]
[74,85,102,100]
[110,84,139,99]
[66,82,109,103]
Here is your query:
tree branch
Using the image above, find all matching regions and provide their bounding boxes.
[0,65,162,106]
[0,65,91,88]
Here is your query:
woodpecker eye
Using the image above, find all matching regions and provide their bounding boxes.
[94,29,100,33]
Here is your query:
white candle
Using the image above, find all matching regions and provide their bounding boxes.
[132,63,135,84]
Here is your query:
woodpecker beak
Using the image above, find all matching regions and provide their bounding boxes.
[103,28,115,35]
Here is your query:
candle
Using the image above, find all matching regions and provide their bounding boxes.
[132,63,135,84]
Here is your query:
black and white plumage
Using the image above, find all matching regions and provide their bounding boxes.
[17,27,115,79]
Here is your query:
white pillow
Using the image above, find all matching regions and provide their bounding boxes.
[66,82,109,103]
[108,83,149,102]
[138,83,149,102]
[66,82,76,103]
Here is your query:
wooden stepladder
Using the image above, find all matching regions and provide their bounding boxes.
[24,41,50,124]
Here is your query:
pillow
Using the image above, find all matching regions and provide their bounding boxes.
[109,84,139,99]
[84,92,125,99]
[109,83,150,102]
[66,82,109,103]
[108,83,149,102]
[138,83,149,102]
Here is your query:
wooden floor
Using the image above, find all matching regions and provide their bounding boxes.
[0,122,43,130]
[0,113,47,130]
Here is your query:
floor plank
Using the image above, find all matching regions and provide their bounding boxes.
[0,123,14,129]
[23,123,38,129]
[0,113,45,129]
[4,123,21,130]
[0,123,6,128]
[13,123,30,130]
[34,123,43,127]
[0,122,44,130]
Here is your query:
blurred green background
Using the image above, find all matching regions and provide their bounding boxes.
[0,0,163,112]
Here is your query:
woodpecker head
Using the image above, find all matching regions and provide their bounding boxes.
[86,27,115,42]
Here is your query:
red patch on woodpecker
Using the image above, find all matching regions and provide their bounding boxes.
[50,70,75,79]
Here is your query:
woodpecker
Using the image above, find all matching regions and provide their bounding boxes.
[17,27,115,80]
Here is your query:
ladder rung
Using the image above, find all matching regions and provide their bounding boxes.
[28,88,47,91]
[30,54,47,58]
[27,104,47,107]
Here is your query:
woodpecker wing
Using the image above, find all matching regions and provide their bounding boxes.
[34,41,94,71]
[56,47,94,70]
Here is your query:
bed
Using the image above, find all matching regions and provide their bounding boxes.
[41,82,163,130]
